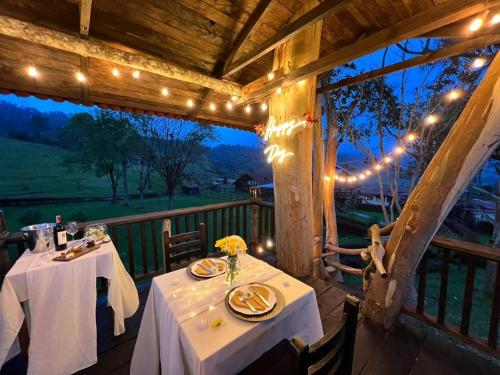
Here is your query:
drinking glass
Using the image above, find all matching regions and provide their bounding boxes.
[66,221,79,242]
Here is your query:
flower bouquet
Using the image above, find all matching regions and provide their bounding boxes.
[215,235,247,285]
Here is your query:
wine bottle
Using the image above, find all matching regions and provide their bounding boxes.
[54,215,67,251]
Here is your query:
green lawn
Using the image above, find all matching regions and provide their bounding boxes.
[0,137,162,199]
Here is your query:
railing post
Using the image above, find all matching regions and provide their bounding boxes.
[249,202,260,247]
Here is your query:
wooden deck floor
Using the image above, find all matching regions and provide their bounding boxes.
[1,277,498,375]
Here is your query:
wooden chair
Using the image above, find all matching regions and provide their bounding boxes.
[162,221,208,273]
[239,295,360,375]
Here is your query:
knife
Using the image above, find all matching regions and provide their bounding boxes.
[250,286,271,307]
[198,262,213,274]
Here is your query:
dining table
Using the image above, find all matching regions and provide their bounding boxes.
[130,254,323,375]
[0,240,139,375]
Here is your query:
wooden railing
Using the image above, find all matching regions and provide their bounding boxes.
[401,236,500,358]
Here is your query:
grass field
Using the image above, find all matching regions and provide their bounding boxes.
[0,137,162,199]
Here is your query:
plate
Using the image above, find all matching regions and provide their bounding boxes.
[228,284,277,315]
[225,284,285,322]
[188,258,226,279]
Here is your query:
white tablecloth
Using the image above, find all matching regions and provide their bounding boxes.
[130,255,323,375]
[0,241,139,375]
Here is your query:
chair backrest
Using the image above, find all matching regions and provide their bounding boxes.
[162,222,208,272]
[297,295,359,375]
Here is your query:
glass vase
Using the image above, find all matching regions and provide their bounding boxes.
[225,255,240,285]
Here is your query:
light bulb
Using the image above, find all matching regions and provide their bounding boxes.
[187,99,194,108]
[257,245,264,253]
[161,88,169,96]
[491,14,500,25]
[245,104,251,114]
[132,70,140,79]
[231,95,238,102]
[375,164,382,171]
[267,72,275,81]
[359,174,365,180]
[365,170,372,176]
[469,17,483,32]
[425,114,438,125]
[276,87,283,95]
[260,103,268,112]
[406,133,416,142]
[226,101,233,110]
[324,175,331,181]
[27,66,38,78]
[447,89,460,101]
[209,102,216,111]
[384,156,392,164]
[266,239,274,248]
[395,146,404,155]
[76,71,86,82]
[112,68,119,77]
[472,57,486,69]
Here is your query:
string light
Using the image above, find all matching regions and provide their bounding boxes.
[112,68,120,77]
[276,87,283,95]
[225,101,233,111]
[447,89,460,101]
[425,114,438,125]
[365,170,372,176]
[394,146,405,155]
[209,102,217,111]
[266,239,274,248]
[374,164,382,171]
[406,133,417,142]
[245,104,252,114]
[469,17,484,32]
[261,103,268,112]
[491,14,500,25]
[472,57,486,69]
[383,156,392,164]
[324,175,331,181]
[231,95,238,102]
[187,99,194,108]
[359,174,366,180]
[27,65,38,78]
[267,72,275,81]
[76,71,86,82]
[257,245,264,254]
[161,87,169,96]
[132,70,140,79]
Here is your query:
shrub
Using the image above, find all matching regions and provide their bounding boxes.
[18,210,44,227]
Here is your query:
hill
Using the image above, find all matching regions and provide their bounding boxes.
[208,144,271,177]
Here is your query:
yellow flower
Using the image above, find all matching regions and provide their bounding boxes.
[215,235,247,256]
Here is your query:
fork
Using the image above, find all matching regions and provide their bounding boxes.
[238,295,257,313]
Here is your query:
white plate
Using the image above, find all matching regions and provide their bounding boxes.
[191,258,226,278]
[228,284,277,315]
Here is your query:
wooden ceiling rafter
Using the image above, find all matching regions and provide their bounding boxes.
[0,15,242,97]
[223,0,352,78]
[79,0,92,36]
[317,35,500,93]
[242,0,500,100]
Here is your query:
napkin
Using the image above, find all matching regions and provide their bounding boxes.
[194,259,224,276]
[230,285,270,312]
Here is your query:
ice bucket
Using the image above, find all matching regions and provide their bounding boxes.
[21,223,55,253]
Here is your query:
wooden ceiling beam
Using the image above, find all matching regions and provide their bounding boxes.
[317,35,500,93]
[223,0,351,77]
[79,0,92,36]
[243,0,500,100]
[0,15,242,97]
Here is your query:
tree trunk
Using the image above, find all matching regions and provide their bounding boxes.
[109,170,118,204]
[363,53,500,328]
[269,0,322,277]
[312,97,324,277]
[122,162,129,207]
[486,178,500,295]
[167,194,174,210]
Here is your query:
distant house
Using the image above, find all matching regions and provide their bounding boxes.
[233,174,255,192]
[351,183,410,207]
[182,181,200,195]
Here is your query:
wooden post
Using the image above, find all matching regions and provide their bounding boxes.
[312,97,324,277]
[249,203,260,247]
[269,0,322,276]
[363,52,500,328]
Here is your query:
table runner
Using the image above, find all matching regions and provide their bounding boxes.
[0,242,139,374]
[131,255,323,375]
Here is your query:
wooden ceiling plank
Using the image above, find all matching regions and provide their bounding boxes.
[79,0,92,36]
[0,15,242,96]
[223,0,273,74]
[243,0,500,100]
[223,0,352,77]
[317,35,500,93]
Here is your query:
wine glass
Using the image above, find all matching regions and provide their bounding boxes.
[66,221,79,242]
